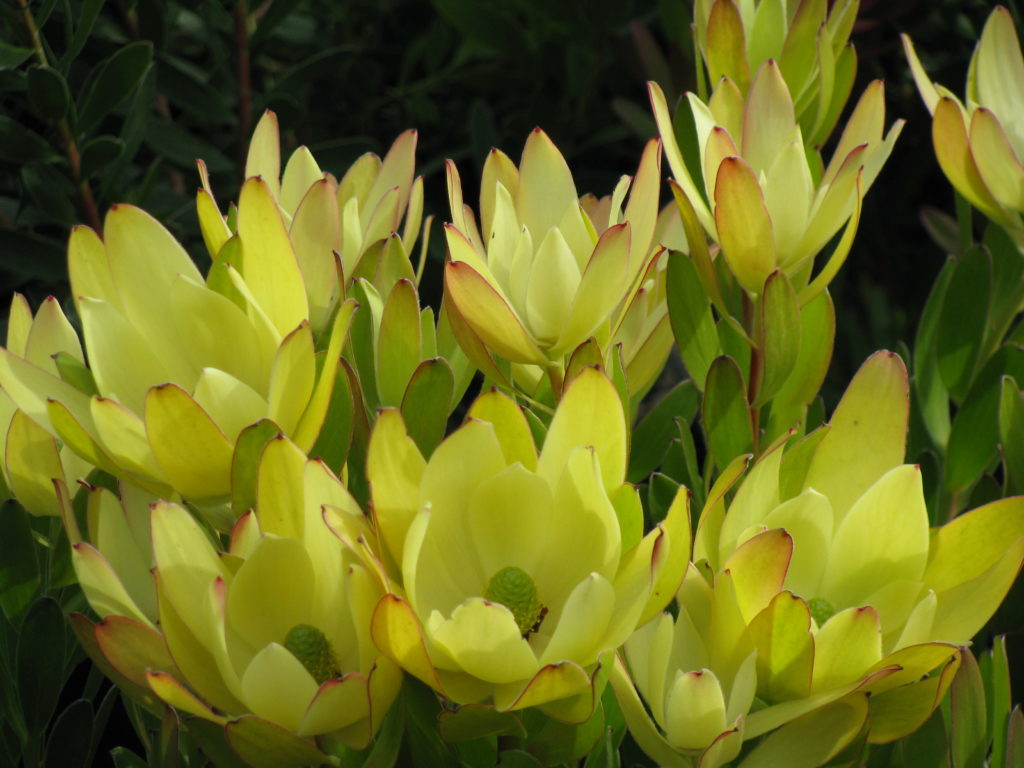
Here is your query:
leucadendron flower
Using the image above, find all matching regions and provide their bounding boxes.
[650,60,903,297]
[903,6,1024,233]
[443,129,667,396]
[365,368,689,721]
[614,554,891,768]
[198,110,425,335]
[0,191,356,509]
[0,294,90,516]
[692,351,1024,742]
[693,0,860,148]
[66,433,400,766]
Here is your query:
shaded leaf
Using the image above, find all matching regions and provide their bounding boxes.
[937,245,991,402]
[702,355,753,471]
[17,597,67,735]
[27,65,69,121]
[76,42,154,136]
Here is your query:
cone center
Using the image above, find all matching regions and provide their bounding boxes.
[284,623,340,685]
[484,566,546,637]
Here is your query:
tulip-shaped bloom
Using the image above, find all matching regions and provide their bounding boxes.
[693,0,860,147]
[68,435,400,764]
[903,7,1024,233]
[198,111,424,335]
[650,61,903,296]
[0,294,90,516]
[443,129,665,391]
[613,531,884,768]
[693,351,1024,740]
[0,190,356,507]
[366,368,689,720]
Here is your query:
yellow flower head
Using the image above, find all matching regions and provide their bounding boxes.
[651,64,903,296]
[443,130,666,393]
[365,368,689,720]
[904,7,1024,231]
[67,435,400,762]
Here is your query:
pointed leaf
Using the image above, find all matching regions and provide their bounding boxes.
[702,355,753,471]
[401,358,455,459]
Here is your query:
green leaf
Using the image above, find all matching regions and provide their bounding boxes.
[999,377,1024,494]
[44,699,93,768]
[950,649,987,768]
[251,0,308,45]
[627,379,699,483]
[79,136,126,179]
[666,250,720,391]
[896,707,948,768]
[1007,706,1024,768]
[357,694,404,768]
[920,205,964,257]
[937,245,991,402]
[225,716,330,768]
[0,116,59,163]
[155,53,233,122]
[400,359,455,459]
[75,42,154,136]
[988,637,1012,768]
[60,0,105,69]
[672,95,708,209]
[438,704,525,743]
[110,748,149,768]
[522,704,605,766]
[53,352,99,397]
[21,162,77,226]
[17,597,67,736]
[765,289,836,442]
[27,65,69,121]
[946,345,1024,494]
[231,420,282,518]
[984,224,1024,345]
[914,258,956,450]
[660,419,704,510]
[144,118,233,172]
[184,718,249,768]
[348,279,383,411]
[565,339,604,391]
[702,355,753,472]
[647,472,681,525]
[717,316,752,384]
[496,751,544,768]
[378,280,423,408]
[0,42,34,70]
[310,364,355,475]
[403,680,460,768]
[755,270,801,406]
[0,501,40,600]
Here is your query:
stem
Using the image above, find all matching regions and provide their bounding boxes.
[954,190,973,252]
[17,0,102,233]
[742,291,761,452]
[234,0,252,170]
[545,364,564,400]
